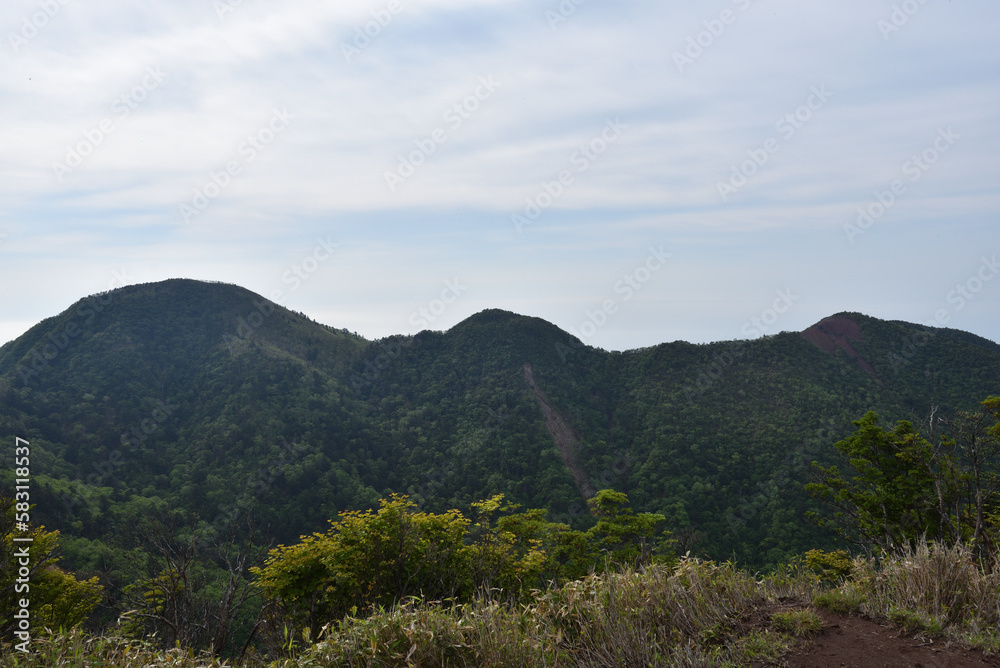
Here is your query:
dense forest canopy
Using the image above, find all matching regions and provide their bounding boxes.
[1,278,998,579]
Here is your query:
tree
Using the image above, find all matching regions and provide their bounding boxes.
[807,398,1000,560]
[252,490,677,640]
[0,497,102,643]
[806,412,940,551]
[586,489,669,569]
[252,495,472,636]
[924,397,1000,558]
[118,511,264,657]
[469,496,548,597]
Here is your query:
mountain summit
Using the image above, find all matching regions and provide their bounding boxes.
[1,279,998,568]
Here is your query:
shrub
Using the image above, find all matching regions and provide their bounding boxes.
[804,549,854,583]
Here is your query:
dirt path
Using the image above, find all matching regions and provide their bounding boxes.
[782,609,999,667]
[522,362,596,500]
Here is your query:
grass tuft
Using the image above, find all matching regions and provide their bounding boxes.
[771,609,823,637]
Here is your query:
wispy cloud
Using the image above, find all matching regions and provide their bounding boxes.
[1,0,997,350]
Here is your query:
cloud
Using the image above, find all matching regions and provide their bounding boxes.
[0,0,998,349]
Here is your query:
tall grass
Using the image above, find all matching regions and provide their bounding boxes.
[5,547,997,666]
[822,540,1000,652]
[289,557,794,667]
[1,627,229,667]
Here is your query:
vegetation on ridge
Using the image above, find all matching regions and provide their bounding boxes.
[0,280,998,663]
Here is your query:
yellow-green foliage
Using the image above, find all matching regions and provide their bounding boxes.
[252,494,474,635]
[804,548,854,583]
[31,566,103,632]
[251,491,672,638]
[1,498,103,637]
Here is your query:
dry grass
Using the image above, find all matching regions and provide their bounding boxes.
[770,609,823,637]
[5,546,998,666]
[297,558,793,667]
[822,540,1000,653]
[1,627,229,667]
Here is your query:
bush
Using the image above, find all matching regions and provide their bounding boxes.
[804,549,854,583]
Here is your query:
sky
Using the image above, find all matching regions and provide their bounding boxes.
[1,0,998,352]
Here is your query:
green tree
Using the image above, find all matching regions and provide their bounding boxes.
[469,496,547,597]
[0,497,103,643]
[252,495,472,636]
[586,489,669,569]
[807,398,1000,559]
[806,412,942,551]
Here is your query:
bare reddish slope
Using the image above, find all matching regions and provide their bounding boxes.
[801,314,881,383]
[523,362,596,500]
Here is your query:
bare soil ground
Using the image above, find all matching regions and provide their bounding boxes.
[781,609,1000,667]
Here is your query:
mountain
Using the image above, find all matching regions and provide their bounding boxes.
[1,278,998,569]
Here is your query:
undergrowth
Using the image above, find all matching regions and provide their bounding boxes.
[3,544,998,666]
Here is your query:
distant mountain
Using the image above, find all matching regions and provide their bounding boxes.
[1,279,998,569]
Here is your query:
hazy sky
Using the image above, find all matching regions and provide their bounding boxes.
[2,0,997,351]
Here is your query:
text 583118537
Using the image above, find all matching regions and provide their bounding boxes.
[14,437,30,527]
[13,436,33,653]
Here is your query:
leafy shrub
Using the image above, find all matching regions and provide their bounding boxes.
[804,549,854,583]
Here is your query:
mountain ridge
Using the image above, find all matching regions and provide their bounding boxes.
[1,278,998,569]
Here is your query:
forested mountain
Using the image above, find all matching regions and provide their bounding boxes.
[1,278,998,570]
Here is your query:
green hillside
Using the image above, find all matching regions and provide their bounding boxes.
[1,279,998,571]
